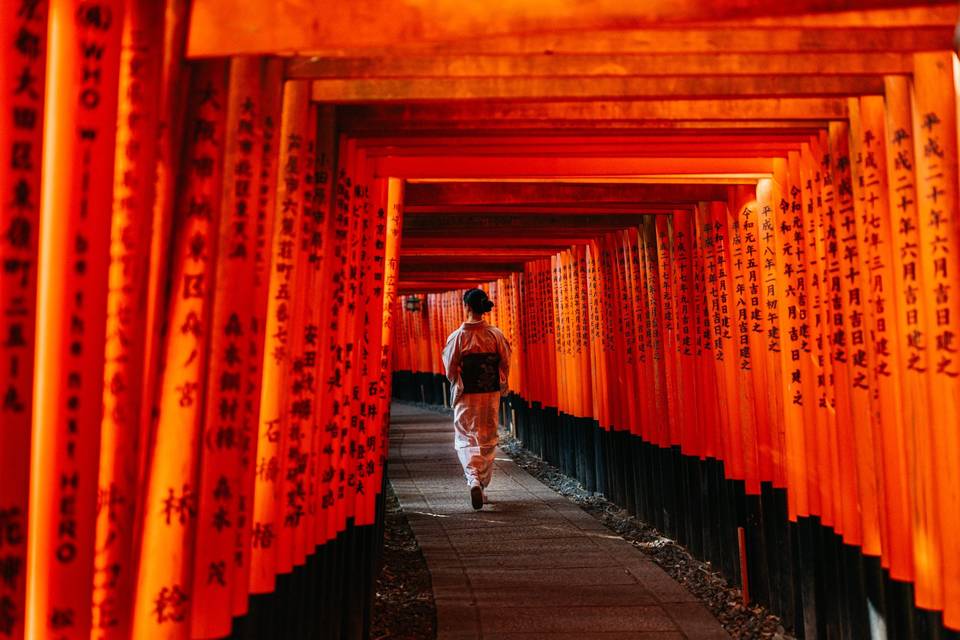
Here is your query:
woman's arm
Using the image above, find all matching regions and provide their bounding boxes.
[442,330,461,383]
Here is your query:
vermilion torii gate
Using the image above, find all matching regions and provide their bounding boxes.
[2,1,960,638]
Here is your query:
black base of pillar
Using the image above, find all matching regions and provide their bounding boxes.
[228,482,386,640]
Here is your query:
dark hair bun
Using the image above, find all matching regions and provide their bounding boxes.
[463,288,493,314]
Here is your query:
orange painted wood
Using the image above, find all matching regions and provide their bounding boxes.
[691,205,721,461]
[26,2,124,638]
[129,59,227,640]
[770,157,811,520]
[136,0,191,540]
[370,178,403,516]
[656,216,685,447]
[755,179,788,487]
[912,51,960,627]
[672,210,699,455]
[704,202,745,479]
[340,100,847,133]
[287,51,914,80]
[0,2,47,637]
[882,74,927,591]
[799,139,835,526]
[830,119,880,552]
[188,57,264,639]
[310,75,883,103]
[187,3,952,58]
[248,79,310,594]
[636,219,665,449]
[625,228,652,438]
[232,56,284,618]
[848,97,896,565]
[727,186,762,495]
[738,190,775,487]
[93,1,165,636]
[627,229,648,437]
[274,97,317,576]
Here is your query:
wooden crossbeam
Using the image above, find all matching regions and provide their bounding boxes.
[401,261,526,273]
[338,100,847,132]
[720,3,956,26]
[430,26,953,55]
[359,140,806,157]
[404,205,684,216]
[399,272,523,283]
[400,250,559,261]
[404,212,655,235]
[375,155,773,179]
[404,182,729,205]
[403,237,593,248]
[311,75,883,102]
[289,52,913,79]
[398,282,500,293]
[188,1,952,57]
[353,130,818,148]
[404,228,637,238]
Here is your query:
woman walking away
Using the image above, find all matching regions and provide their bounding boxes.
[442,288,511,510]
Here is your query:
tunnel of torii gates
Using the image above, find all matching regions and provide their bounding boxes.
[6,0,960,639]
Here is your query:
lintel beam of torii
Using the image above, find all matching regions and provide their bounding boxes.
[288,52,913,79]
[401,262,527,273]
[405,228,642,239]
[337,99,847,132]
[373,156,773,179]
[403,212,662,228]
[358,140,807,157]
[400,271,525,281]
[428,26,954,55]
[403,237,596,248]
[187,1,952,57]
[399,282,504,293]
[404,205,687,215]
[404,182,729,205]
[352,131,819,148]
[344,121,834,132]
[400,249,560,261]
[311,75,884,102]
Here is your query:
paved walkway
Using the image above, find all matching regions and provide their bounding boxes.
[388,403,730,640]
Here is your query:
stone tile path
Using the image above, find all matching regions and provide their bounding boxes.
[388,403,730,640]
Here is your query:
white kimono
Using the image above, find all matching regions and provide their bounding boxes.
[442,320,511,488]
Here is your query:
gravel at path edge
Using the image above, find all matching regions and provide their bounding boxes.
[371,482,437,640]
[497,431,793,640]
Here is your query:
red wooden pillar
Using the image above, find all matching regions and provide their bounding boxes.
[755,179,787,488]
[0,2,48,638]
[232,57,283,618]
[93,1,165,636]
[369,177,404,521]
[247,79,310,595]
[641,217,670,449]
[705,202,744,482]
[129,59,227,640]
[882,74,928,597]
[188,57,265,639]
[655,217,682,448]
[726,187,761,495]
[800,139,837,528]
[770,158,811,521]
[27,2,124,637]
[912,52,960,628]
